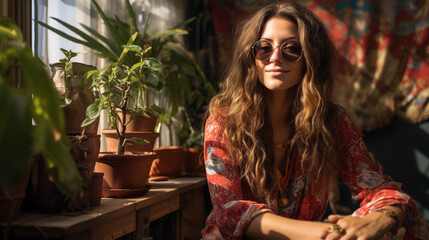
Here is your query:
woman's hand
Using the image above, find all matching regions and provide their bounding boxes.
[324,212,405,240]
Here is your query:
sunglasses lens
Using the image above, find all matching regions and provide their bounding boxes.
[253,40,302,61]
[253,40,274,60]
[281,41,302,61]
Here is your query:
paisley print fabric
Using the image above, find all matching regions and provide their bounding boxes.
[202,106,429,239]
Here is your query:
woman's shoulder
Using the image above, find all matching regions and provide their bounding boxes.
[205,109,228,141]
[332,104,356,127]
[331,104,364,144]
[206,108,227,126]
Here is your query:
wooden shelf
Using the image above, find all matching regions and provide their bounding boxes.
[1,176,208,240]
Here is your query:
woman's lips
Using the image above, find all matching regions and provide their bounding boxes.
[266,69,289,75]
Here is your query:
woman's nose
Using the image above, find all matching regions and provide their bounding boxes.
[269,47,283,62]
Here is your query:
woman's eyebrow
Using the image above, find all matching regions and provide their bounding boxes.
[259,36,299,42]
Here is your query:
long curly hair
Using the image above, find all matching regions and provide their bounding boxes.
[207,2,339,205]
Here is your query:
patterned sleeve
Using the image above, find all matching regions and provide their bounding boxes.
[336,107,429,239]
[201,114,272,240]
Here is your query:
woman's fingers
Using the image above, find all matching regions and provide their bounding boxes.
[324,223,347,240]
[392,227,406,240]
[328,214,346,223]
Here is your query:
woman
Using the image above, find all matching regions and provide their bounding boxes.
[202,2,429,240]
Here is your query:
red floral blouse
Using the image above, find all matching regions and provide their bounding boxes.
[202,107,429,239]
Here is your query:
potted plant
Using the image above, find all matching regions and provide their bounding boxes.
[36,0,214,178]
[36,0,169,144]
[50,48,99,135]
[48,48,101,211]
[0,17,81,225]
[149,36,215,178]
[81,33,162,197]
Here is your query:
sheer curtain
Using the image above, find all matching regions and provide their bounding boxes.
[34,0,97,66]
[35,0,187,150]
[132,0,188,147]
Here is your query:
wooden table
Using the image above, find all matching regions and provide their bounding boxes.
[1,176,208,240]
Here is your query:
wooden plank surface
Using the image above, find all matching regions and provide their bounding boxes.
[90,212,135,240]
[134,177,207,210]
[5,198,135,238]
[0,176,207,239]
[149,196,180,221]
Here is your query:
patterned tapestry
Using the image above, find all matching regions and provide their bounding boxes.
[209,0,429,131]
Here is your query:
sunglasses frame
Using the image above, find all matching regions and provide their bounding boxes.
[251,39,303,62]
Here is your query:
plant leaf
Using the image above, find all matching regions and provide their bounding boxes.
[152,29,188,39]
[0,85,32,190]
[126,0,138,35]
[80,24,121,57]
[91,0,128,52]
[127,137,149,146]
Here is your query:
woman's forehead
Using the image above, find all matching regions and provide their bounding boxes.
[260,17,298,40]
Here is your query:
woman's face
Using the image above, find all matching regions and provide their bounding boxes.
[255,17,305,92]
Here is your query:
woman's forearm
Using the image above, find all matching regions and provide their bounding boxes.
[371,206,406,233]
[245,212,331,239]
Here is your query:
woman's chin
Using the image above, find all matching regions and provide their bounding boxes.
[262,81,289,91]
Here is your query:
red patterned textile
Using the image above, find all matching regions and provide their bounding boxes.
[202,106,429,239]
[303,0,429,130]
[209,0,429,130]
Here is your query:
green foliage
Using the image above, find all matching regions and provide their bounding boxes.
[35,0,143,66]
[0,17,81,197]
[36,0,215,147]
[58,48,78,106]
[81,33,164,154]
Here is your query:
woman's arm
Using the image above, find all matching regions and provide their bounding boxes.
[202,115,272,239]
[332,108,428,239]
[245,212,332,240]
[326,206,406,240]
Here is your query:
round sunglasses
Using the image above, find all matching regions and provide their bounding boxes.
[251,39,303,62]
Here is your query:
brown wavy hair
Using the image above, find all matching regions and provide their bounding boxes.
[206,2,339,205]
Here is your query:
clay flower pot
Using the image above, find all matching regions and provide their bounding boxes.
[65,133,101,211]
[95,152,156,198]
[185,147,205,176]
[116,110,158,132]
[101,130,159,152]
[35,161,65,214]
[149,146,186,178]
[90,172,104,207]
[50,62,99,135]
[0,166,31,222]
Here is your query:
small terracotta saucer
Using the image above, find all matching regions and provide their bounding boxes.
[149,176,169,181]
[102,185,151,198]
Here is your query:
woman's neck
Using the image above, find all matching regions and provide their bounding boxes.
[264,89,294,127]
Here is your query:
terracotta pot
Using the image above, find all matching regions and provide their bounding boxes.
[185,147,205,175]
[65,133,101,211]
[116,110,158,132]
[89,172,104,207]
[50,62,99,135]
[101,129,159,152]
[0,166,31,222]
[150,146,186,178]
[95,152,156,195]
[69,133,101,175]
[35,160,64,214]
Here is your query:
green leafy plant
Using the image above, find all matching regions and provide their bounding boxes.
[35,0,215,147]
[58,48,78,106]
[155,30,215,143]
[81,33,164,154]
[0,17,81,197]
